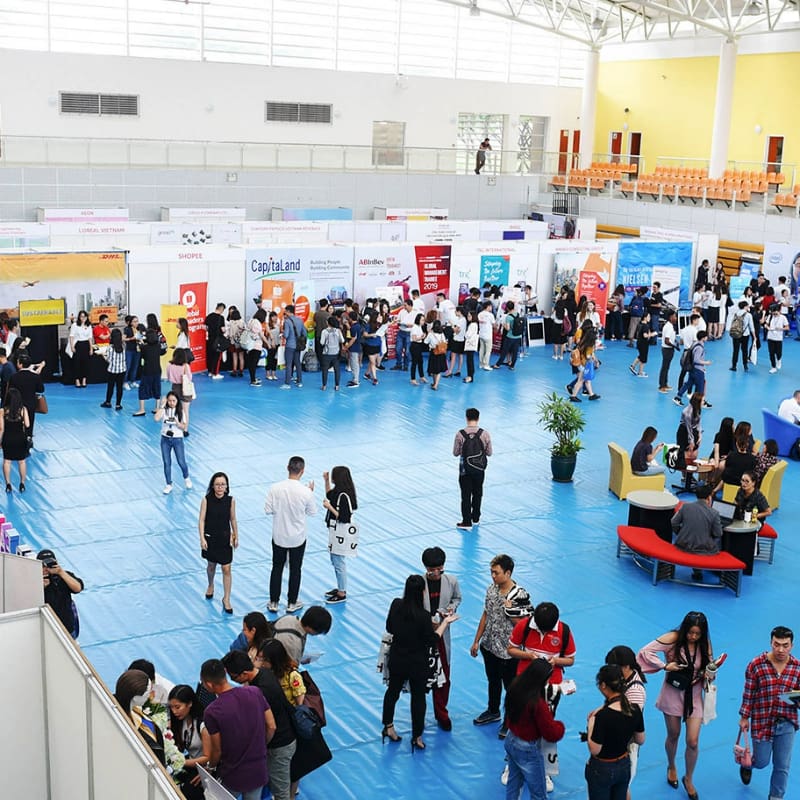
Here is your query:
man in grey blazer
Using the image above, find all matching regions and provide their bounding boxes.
[421,546,462,731]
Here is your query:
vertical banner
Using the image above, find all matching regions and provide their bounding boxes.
[261,280,295,318]
[179,282,208,373]
[160,304,185,377]
[553,251,612,324]
[414,245,452,305]
[480,254,510,287]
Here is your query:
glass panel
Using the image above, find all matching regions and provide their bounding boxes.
[372,120,405,166]
[272,0,335,68]
[457,113,504,174]
[337,0,398,74]
[398,0,457,78]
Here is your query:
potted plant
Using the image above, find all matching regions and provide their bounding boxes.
[537,392,585,482]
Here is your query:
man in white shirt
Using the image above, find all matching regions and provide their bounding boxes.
[477,301,496,371]
[394,298,415,372]
[778,390,800,425]
[658,309,678,393]
[264,456,317,614]
[411,289,426,316]
[436,292,457,327]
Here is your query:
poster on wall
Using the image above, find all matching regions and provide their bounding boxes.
[616,241,693,306]
[260,280,295,317]
[480,254,510,287]
[160,303,185,376]
[179,282,208,372]
[450,243,539,306]
[651,266,682,311]
[247,246,353,308]
[553,251,612,323]
[763,242,800,294]
[0,251,127,320]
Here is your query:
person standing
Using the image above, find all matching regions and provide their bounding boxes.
[453,407,493,530]
[204,302,226,379]
[1,387,30,493]
[478,301,496,371]
[475,137,492,174]
[280,304,305,390]
[132,329,162,417]
[154,391,191,495]
[674,330,711,407]
[264,456,317,613]
[659,310,678,392]
[738,625,800,797]
[727,300,755,372]
[319,316,344,391]
[199,471,239,614]
[765,302,789,374]
[8,353,45,435]
[470,554,522,736]
[37,548,83,638]
[322,465,357,604]
[200,658,276,800]
[313,298,331,367]
[68,310,93,388]
[100,328,126,410]
[394,298,415,372]
[492,301,523,370]
[420,547,462,731]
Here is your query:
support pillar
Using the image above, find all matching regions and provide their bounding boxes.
[709,39,737,178]
[579,48,600,170]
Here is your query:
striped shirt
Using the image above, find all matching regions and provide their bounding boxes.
[105,347,126,374]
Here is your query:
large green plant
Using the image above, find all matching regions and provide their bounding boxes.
[537,392,586,457]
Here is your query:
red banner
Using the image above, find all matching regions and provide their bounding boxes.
[179,281,208,373]
[414,245,451,300]
[578,253,611,325]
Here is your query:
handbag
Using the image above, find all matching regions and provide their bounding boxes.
[433,339,447,355]
[734,729,752,768]
[181,374,196,400]
[666,666,693,691]
[570,348,582,366]
[327,494,358,557]
[213,334,231,353]
[184,347,195,364]
[300,670,326,727]
[35,394,48,414]
[702,680,717,724]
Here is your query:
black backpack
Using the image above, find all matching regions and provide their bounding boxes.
[292,318,308,352]
[511,314,524,337]
[461,428,487,474]
[680,342,699,370]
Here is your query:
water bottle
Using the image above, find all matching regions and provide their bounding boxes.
[706,652,727,679]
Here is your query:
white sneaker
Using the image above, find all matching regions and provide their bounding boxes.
[163,484,173,495]
[777,359,782,370]
[211,374,224,380]
[185,478,193,489]
[769,367,777,374]
[267,601,279,613]
[123,382,131,390]
[545,775,554,793]
[500,765,509,785]
[280,384,291,390]
[286,601,304,613]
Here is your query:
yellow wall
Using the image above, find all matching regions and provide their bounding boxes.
[595,52,800,174]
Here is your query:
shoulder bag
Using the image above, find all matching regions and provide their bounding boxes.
[327,493,359,557]
[182,373,196,400]
[734,729,752,768]
[35,394,48,414]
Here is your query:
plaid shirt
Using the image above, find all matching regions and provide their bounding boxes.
[739,652,800,740]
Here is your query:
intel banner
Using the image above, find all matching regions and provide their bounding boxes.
[246,246,354,306]
[763,242,800,294]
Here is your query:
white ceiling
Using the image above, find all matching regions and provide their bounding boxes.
[438,0,800,46]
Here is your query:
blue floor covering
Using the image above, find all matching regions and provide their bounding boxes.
[4,334,799,799]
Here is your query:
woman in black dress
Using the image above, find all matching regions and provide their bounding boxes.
[0,387,30,493]
[381,574,458,751]
[198,471,238,614]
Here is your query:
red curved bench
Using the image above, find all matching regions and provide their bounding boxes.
[616,525,746,596]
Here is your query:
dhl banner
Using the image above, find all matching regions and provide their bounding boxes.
[160,304,185,378]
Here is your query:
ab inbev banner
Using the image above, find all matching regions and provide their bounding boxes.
[352,243,451,307]
[763,242,800,294]
[450,243,540,304]
[246,246,353,306]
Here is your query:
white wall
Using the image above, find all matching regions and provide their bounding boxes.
[0,49,581,151]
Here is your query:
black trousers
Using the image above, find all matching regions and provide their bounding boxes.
[731,335,750,368]
[410,342,425,380]
[245,348,260,382]
[459,471,485,524]
[658,347,674,389]
[269,540,306,604]
[105,372,124,405]
[768,339,783,367]
[481,645,518,715]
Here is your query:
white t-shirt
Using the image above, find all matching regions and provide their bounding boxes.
[452,315,466,342]
[412,298,426,316]
[661,320,676,348]
[478,310,495,340]
[264,478,317,548]
[70,323,93,342]
[437,299,456,326]
[766,312,788,341]
[681,325,698,348]
[397,308,416,331]
[778,397,800,424]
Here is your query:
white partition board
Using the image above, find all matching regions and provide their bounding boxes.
[1,552,43,612]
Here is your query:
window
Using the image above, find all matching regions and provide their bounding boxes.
[372,121,405,166]
[518,115,549,174]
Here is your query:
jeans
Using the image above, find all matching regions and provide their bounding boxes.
[459,471,485,524]
[348,350,361,382]
[504,732,547,800]
[659,347,674,388]
[753,719,795,799]
[395,329,411,368]
[320,353,341,387]
[269,540,306,604]
[160,436,189,485]
[479,338,492,369]
[232,788,264,800]
[678,367,701,398]
[585,755,631,800]
[284,346,302,385]
[330,552,347,592]
[633,463,665,475]
[124,350,138,382]
[480,645,517,715]
[732,335,750,368]
[496,337,521,368]
[268,740,297,800]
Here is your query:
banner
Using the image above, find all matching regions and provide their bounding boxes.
[0,251,127,320]
[616,241,693,306]
[18,298,66,326]
[415,245,452,302]
[179,282,208,373]
[160,304,185,378]
[261,280,295,318]
[763,242,800,294]
[554,251,612,324]
[352,244,420,306]
[89,305,118,324]
[480,254,511,287]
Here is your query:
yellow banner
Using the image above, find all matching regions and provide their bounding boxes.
[0,251,125,281]
[89,305,118,324]
[19,298,66,326]
[160,304,185,376]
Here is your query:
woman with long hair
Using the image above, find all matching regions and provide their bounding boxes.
[322,465,358,604]
[133,328,163,417]
[68,309,93,388]
[167,348,194,433]
[630,426,665,476]
[176,316,191,358]
[675,392,704,471]
[605,647,648,800]
[225,306,245,377]
[503,658,565,800]
[409,313,428,385]
[709,416,734,482]
[569,325,600,402]
[244,309,267,387]
[424,320,448,391]
[114,669,165,765]
[607,284,625,342]
[122,314,140,389]
[361,317,385,386]
[0,386,30,493]
[101,327,126,410]
[381,574,458,751]
[551,291,569,360]
[230,611,274,661]
[264,310,280,381]
[585,664,646,800]
[630,311,656,377]
[155,391,190,495]
[167,684,209,800]
[199,471,238,613]
[717,426,757,490]
[637,611,714,800]
[463,308,479,383]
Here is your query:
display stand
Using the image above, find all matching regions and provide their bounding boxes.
[527,315,545,347]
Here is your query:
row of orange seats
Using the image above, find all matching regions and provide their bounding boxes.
[773,185,800,210]
[620,180,752,204]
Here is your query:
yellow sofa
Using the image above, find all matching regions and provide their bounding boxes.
[608,442,667,500]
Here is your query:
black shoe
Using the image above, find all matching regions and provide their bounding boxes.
[100,401,112,408]
[19,482,25,493]
[473,710,501,725]
[739,766,752,785]
[390,365,404,371]
[691,569,703,582]
[5,483,11,493]
[498,723,508,739]
[729,366,736,371]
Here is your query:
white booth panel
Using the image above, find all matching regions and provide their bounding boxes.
[1,552,43,612]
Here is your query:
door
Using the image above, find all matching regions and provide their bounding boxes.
[571,130,581,170]
[766,136,784,172]
[609,131,622,163]
[628,131,642,174]
[558,129,569,173]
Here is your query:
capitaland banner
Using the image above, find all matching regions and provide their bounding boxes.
[0,251,127,320]
[179,282,208,373]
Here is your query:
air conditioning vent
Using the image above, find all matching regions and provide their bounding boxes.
[60,92,139,116]
[265,102,332,124]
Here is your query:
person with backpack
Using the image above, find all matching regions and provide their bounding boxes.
[626,287,646,347]
[452,407,493,530]
[727,300,755,372]
[280,304,307,390]
[674,330,712,408]
[492,300,524,370]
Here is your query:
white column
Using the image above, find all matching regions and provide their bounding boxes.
[709,39,737,178]
[579,48,600,170]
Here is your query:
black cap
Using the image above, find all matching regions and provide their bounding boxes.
[36,548,56,562]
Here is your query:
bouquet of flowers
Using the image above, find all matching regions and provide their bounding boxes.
[142,699,186,780]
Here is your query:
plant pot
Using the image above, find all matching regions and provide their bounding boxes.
[551,454,577,482]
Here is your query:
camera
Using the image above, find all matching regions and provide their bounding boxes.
[42,557,58,569]
[165,429,174,438]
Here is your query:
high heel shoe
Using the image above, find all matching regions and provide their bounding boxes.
[666,768,679,789]
[381,725,402,745]
[681,776,698,800]
[19,482,25,492]
[5,483,12,493]
[222,600,233,614]
[411,737,426,753]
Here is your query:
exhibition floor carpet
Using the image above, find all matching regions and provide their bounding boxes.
[5,335,798,800]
